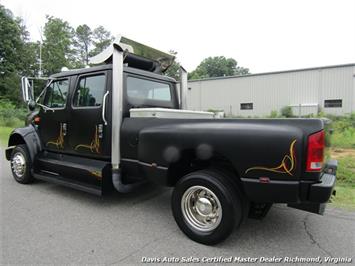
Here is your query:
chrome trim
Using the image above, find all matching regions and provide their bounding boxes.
[35,78,55,103]
[121,158,168,170]
[6,145,16,151]
[179,66,188,109]
[89,35,174,72]
[111,46,124,169]
[41,170,60,176]
[120,158,138,163]
[102,91,109,126]
[11,152,26,178]
[137,161,168,170]
[21,77,30,102]
[181,186,222,232]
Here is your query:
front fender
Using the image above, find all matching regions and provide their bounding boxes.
[6,125,42,162]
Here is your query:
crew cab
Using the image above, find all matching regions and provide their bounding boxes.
[5,36,337,245]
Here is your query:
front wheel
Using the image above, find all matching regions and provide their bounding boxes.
[171,170,244,245]
[10,144,34,184]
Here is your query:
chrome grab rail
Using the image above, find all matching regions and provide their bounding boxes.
[102,91,109,125]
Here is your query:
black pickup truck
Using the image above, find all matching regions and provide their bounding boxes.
[5,36,336,245]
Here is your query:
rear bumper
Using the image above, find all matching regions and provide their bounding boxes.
[308,159,337,204]
[308,172,336,203]
[241,160,337,214]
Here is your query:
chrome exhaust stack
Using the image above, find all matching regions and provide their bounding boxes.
[179,66,188,110]
[89,36,174,193]
[110,44,144,193]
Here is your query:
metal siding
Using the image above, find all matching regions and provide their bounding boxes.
[187,65,354,116]
[320,67,354,115]
[186,82,202,111]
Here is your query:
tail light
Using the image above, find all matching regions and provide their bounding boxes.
[306,130,325,172]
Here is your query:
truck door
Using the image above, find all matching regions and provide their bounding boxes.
[67,71,111,159]
[38,78,70,153]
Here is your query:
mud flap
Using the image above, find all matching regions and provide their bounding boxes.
[249,203,273,219]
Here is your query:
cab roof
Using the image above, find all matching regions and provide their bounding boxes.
[50,64,177,83]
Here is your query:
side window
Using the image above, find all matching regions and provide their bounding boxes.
[127,77,171,102]
[44,79,69,108]
[240,103,253,110]
[73,74,106,107]
[324,99,342,108]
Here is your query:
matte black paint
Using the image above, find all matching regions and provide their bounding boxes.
[6,64,335,208]
[121,117,324,179]
[7,125,42,162]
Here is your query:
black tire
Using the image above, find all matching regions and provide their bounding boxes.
[10,144,34,184]
[171,169,244,245]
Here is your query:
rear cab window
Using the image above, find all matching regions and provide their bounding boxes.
[126,76,174,108]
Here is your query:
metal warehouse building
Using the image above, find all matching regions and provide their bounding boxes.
[186,63,355,117]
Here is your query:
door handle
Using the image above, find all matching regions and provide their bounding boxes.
[102,91,109,126]
[62,123,67,136]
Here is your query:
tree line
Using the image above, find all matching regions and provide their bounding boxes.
[0,4,114,104]
[0,4,249,105]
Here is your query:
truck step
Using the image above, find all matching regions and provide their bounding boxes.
[34,151,111,195]
[33,171,102,195]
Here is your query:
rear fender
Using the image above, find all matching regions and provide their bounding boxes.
[6,125,42,162]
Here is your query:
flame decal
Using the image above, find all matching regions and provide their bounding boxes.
[46,124,65,149]
[75,126,100,154]
[245,140,297,176]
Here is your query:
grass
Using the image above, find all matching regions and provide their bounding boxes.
[328,148,355,209]
[333,151,355,186]
[330,186,355,210]
[0,126,13,146]
[0,102,26,146]
[331,128,355,149]
[327,113,355,149]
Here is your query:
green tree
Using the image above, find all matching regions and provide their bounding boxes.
[75,24,92,65]
[0,5,23,75]
[0,5,38,103]
[164,50,181,80]
[42,16,77,75]
[22,41,40,77]
[89,26,114,57]
[189,56,249,80]
[17,18,40,77]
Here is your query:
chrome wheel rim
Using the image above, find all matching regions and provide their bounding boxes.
[181,185,222,232]
[11,152,26,178]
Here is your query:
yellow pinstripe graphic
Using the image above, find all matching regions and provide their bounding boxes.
[74,126,100,154]
[90,170,102,180]
[245,140,297,176]
[46,124,65,149]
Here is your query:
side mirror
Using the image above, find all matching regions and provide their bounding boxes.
[28,100,36,111]
[21,77,34,103]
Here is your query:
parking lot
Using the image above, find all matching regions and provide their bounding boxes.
[0,147,354,265]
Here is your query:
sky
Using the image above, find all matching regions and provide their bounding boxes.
[2,0,355,73]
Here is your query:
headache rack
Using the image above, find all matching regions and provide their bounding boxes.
[89,36,175,74]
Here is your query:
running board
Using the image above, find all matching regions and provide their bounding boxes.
[33,151,112,195]
[33,172,102,196]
